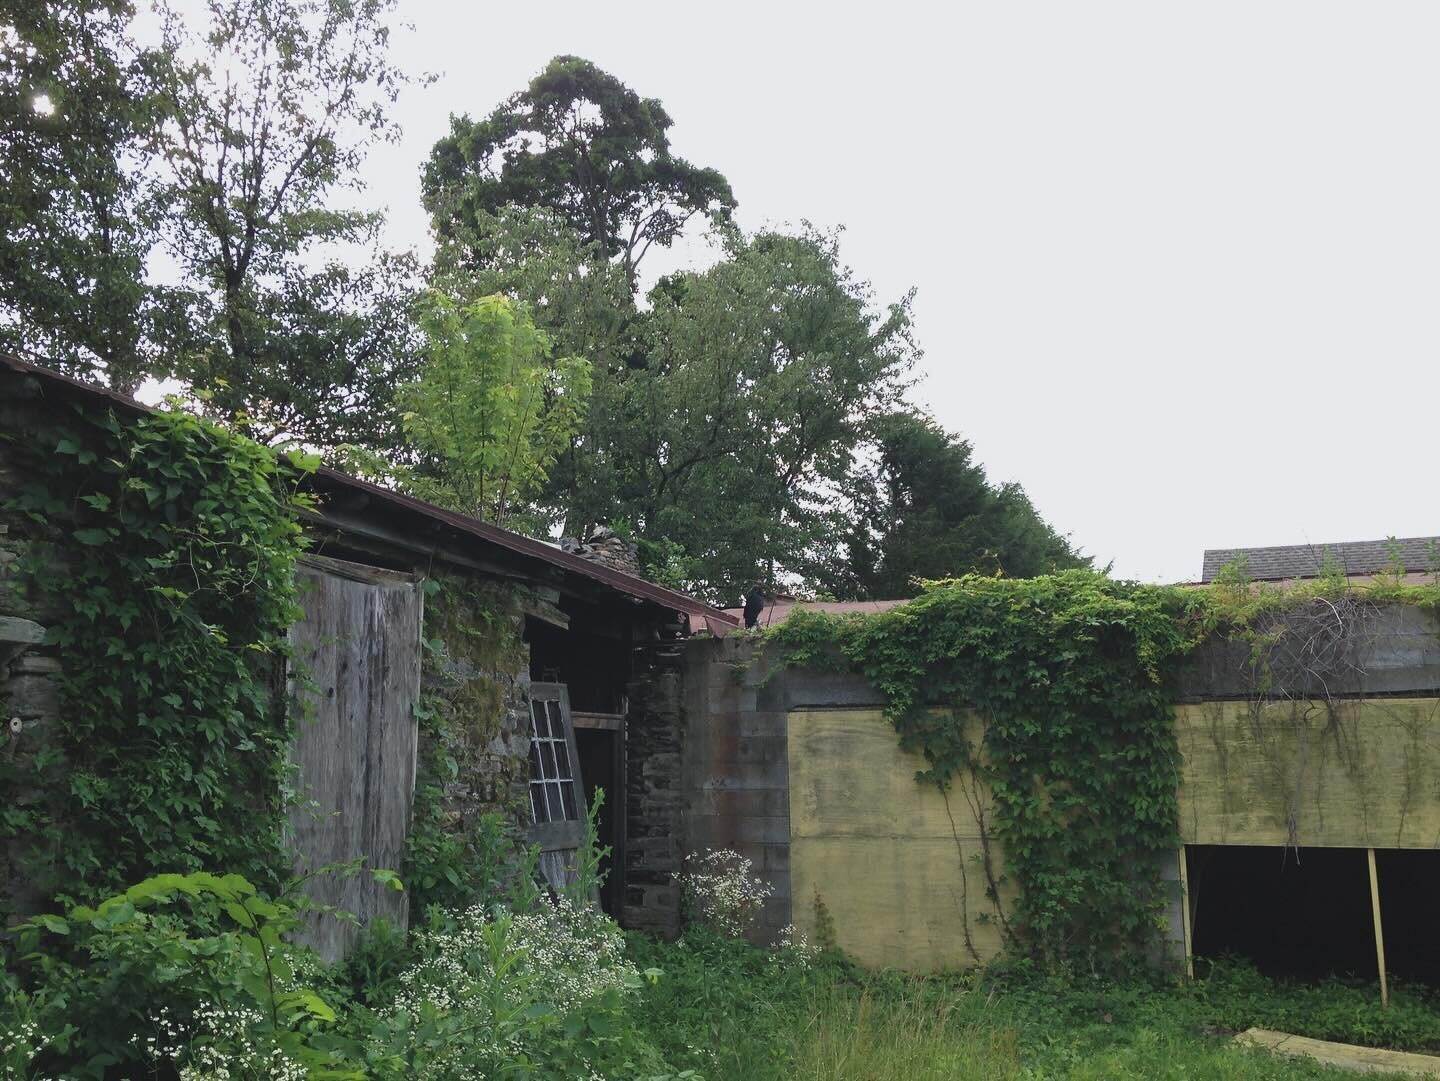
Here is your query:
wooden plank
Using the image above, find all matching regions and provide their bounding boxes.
[572,710,624,730]
[531,819,586,853]
[1178,846,1195,979]
[288,563,422,962]
[1369,848,1389,1008]
[298,552,415,585]
[1234,1029,1440,1075]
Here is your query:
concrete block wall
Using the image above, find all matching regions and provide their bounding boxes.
[679,638,792,942]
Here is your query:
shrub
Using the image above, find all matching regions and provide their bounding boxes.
[0,872,359,1079]
[360,897,671,1079]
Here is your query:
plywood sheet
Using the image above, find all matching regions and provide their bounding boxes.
[1176,697,1440,848]
[788,709,1011,970]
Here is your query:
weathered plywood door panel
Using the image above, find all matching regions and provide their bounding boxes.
[288,556,423,962]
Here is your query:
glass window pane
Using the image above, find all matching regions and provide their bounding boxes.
[530,784,546,823]
[545,781,565,822]
[528,741,542,780]
[547,699,563,734]
[560,779,578,820]
[539,740,557,780]
[555,742,572,780]
[530,699,546,737]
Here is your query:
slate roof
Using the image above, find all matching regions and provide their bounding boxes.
[1200,536,1440,583]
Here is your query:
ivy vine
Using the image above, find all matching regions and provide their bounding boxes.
[2,405,315,906]
[766,570,1201,970]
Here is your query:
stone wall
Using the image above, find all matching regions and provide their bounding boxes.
[0,373,78,915]
[418,575,536,835]
[622,642,687,935]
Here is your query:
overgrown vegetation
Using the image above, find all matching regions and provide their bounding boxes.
[767,571,1199,968]
[6,800,1438,1078]
[763,566,1440,970]
[627,931,1423,1080]
[2,406,315,907]
[2,9,1087,601]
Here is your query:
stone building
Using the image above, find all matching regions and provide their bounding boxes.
[0,354,737,954]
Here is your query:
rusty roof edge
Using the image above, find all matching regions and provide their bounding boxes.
[0,353,738,625]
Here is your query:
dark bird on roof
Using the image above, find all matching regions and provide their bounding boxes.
[743,586,766,629]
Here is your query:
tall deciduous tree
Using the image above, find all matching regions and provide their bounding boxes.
[151,0,418,444]
[380,293,592,530]
[430,205,639,533]
[423,56,735,290]
[0,0,157,388]
[827,411,1091,599]
[609,227,917,598]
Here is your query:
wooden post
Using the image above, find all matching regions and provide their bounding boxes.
[1178,846,1195,980]
[1367,847,1389,1008]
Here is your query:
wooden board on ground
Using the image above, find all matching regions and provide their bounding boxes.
[1235,1028,1440,1076]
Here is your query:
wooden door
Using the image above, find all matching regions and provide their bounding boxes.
[526,682,588,894]
[287,555,423,961]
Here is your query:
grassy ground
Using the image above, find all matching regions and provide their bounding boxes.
[625,931,1440,1080]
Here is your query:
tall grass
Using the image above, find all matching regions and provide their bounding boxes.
[789,983,1022,1080]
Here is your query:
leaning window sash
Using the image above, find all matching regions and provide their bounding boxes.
[525,682,585,855]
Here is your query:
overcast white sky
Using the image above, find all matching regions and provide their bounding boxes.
[216,1,1440,582]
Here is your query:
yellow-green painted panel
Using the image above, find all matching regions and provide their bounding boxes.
[789,698,1440,972]
[789,709,1011,970]
[1176,697,1440,848]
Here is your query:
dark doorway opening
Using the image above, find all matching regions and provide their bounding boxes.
[1187,844,1376,980]
[1375,849,1440,984]
[575,727,622,915]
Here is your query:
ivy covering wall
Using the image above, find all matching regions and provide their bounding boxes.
[768,571,1201,969]
[1,405,314,907]
[766,566,1440,970]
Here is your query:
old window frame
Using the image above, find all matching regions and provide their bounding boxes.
[525,682,585,853]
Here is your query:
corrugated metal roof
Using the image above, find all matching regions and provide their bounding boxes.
[1200,536,1440,583]
[0,353,738,627]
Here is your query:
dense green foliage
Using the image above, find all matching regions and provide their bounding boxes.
[1,24,1085,599]
[149,0,421,444]
[358,293,592,529]
[424,55,735,289]
[640,929,1440,1078]
[827,411,1091,598]
[3,872,355,1078]
[0,0,159,388]
[624,930,1433,1079]
[0,0,422,442]
[6,809,1438,1078]
[767,571,1200,967]
[415,55,1080,599]
[2,407,313,905]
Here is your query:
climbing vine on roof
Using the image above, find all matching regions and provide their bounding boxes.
[766,570,1202,969]
[3,405,315,906]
